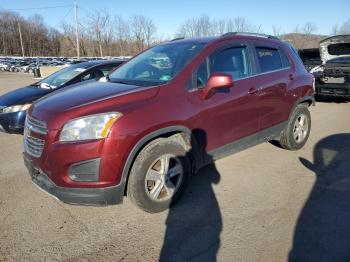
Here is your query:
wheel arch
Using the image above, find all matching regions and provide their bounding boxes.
[119,125,199,196]
[288,95,315,122]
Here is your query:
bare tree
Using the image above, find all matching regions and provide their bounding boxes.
[129,15,156,53]
[272,26,282,37]
[176,15,258,37]
[88,10,111,57]
[339,19,350,34]
[113,15,130,56]
[303,22,318,35]
[331,25,339,36]
[330,19,350,36]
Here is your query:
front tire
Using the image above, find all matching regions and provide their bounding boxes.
[279,104,311,151]
[127,137,191,213]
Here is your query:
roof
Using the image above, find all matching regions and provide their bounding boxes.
[165,32,281,46]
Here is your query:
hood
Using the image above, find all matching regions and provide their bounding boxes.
[0,85,51,107]
[30,81,160,129]
[320,35,350,64]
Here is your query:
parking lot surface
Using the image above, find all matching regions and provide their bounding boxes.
[0,71,350,261]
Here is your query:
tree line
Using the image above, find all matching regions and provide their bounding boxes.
[1,10,350,57]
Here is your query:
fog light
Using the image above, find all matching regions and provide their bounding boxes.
[68,158,100,182]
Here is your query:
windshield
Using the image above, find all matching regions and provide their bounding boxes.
[38,65,87,89]
[327,56,350,64]
[109,42,205,86]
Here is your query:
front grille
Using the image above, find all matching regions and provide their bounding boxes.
[24,134,45,158]
[24,115,47,158]
[26,115,47,135]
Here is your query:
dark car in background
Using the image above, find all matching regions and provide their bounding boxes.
[0,60,125,133]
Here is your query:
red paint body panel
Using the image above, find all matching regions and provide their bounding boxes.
[25,35,314,191]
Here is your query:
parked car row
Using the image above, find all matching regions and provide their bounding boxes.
[1,33,315,213]
[0,56,131,74]
[0,58,65,73]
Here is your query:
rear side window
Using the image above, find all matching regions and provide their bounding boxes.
[280,49,291,68]
[256,47,282,72]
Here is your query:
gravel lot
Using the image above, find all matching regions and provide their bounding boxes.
[0,71,350,262]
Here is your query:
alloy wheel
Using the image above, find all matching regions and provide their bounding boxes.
[145,154,183,201]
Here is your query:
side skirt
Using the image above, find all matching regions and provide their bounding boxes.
[197,121,287,169]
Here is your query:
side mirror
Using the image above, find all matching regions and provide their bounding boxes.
[201,73,234,99]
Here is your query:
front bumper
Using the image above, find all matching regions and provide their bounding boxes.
[0,111,26,134]
[316,83,350,98]
[23,153,124,205]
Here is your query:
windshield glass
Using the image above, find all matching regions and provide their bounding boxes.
[38,65,87,89]
[327,56,350,64]
[108,42,205,86]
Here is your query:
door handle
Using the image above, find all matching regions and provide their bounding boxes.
[248,87,258,95]
[289,74,294,80]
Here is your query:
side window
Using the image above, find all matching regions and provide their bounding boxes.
[81,72,93,81]
[279,48,291,68]
[210,46,251,80]
[100,65,117,76]
[81,68,105,81]
[256,47,282,72]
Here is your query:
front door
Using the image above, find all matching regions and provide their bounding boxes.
[187,43,260,152]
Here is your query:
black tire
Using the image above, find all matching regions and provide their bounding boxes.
[279,104,311,151]
[127,137,191,213]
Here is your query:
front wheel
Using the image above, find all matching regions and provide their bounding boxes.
[278,104,311,151]
[127,137,191,213]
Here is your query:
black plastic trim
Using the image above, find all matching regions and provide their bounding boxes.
[208,121,287,160]
[68,158,101,182]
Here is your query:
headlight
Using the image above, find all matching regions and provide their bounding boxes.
[59,112,122,142]
[2,104,31,113]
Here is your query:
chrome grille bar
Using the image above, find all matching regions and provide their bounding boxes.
[26,115,48,135]
[24,115,47,158]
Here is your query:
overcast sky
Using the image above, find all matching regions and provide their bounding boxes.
[1,0,349,37]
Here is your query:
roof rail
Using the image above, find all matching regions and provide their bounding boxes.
[221,32,279,40]
[170,37,185,41]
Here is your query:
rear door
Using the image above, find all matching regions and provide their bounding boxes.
[251,41,292,132]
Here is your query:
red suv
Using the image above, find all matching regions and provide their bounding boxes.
[23,33,315,213]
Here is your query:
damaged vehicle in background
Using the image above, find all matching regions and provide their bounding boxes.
[311,35,350,99]
[298,48,322,72]
[0,60,125,134]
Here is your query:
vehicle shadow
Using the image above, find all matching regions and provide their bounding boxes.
[289,133,350,262]
[159,129,222,262]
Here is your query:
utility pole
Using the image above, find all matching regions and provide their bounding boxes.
[18,22,25,57]
[74,0,80,59]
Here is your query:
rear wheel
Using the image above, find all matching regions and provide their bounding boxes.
[279,104,311,150]
[127,137,191,213]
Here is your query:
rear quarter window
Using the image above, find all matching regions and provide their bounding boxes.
[256,47,282,73]
[279,48,291,68]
